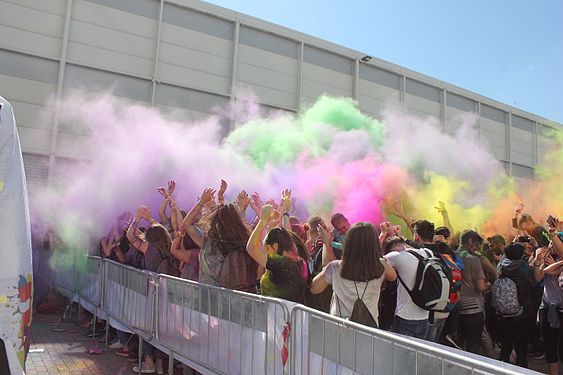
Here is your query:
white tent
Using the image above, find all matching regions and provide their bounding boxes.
[0,96,33,374]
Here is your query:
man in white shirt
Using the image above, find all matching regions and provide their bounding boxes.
[384,238,431,339]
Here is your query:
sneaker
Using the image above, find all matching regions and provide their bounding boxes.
[133,363,156,374]
[116,348,130,357]
[530,351,545,360]
[445,334,462,350]
[108,341,124,350]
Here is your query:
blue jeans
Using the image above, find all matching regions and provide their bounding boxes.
[426,318,447,342]
[393,316,429,339]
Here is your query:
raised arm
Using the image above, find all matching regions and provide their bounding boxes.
[170,231,194,263]
[279,189,293,232]
[169,197,184,233]
[158,197,169,226]
[435,201,454,234]
[246,205,272,268]
[181,188,215,248]
[512,202,524,230]
[236,190,250,219]
[319,224,336,267]
[126,206,150,254]
[217,179,227,204]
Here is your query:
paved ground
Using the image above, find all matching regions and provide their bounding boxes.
[24,310,554,374]
[26,312,131,375]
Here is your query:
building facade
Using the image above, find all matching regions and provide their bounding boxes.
[0,0,558,198]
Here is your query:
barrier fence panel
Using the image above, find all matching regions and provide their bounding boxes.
[52,254,77,299]
[76,256,102,310]
[290,305,541,375]
[157,275,290,375]
[102,259,156,339]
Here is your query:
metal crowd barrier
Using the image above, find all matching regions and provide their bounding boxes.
[52,254,77,299]
[51,257,542,375]
[290,305,539,375]
[76,255,102,310]
[101,259,156,339]
[155,275,290,375]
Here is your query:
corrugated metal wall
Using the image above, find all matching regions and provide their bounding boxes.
[0,0,557,198]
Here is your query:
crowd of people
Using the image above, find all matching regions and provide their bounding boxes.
[41,179,563,374]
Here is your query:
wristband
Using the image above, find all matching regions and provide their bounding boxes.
[283,213,290,217]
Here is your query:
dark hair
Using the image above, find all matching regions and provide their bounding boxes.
[505,243,525,260]
[487,235,506,248]
[265,227,294,255]
[460,230,483,246]
[340,222,385,282]
[330,213,347,226]
[145,223,172,258]
[433,240,453,255]
[518,214,534,228]
[288,231,311,263]
[383,236,406,254]
[206,203,250,256]
[435,226,451,239]
[413,220,435,242]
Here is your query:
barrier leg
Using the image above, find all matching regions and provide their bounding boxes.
[92,310,97,338]
[138,337,143,371]
[168,352,174,375]
[104,320,109,349]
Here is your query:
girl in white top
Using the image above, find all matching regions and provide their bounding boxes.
[310,222,397,325]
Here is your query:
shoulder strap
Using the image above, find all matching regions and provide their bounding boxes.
[353,281,370,300]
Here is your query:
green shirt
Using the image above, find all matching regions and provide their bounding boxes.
[260,254,308,303]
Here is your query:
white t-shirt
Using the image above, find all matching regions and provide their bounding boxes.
[322,259,387,323]
[385,248,430,321]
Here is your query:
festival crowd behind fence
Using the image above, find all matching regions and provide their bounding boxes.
[34,177,562,375]
[28,93,563,375]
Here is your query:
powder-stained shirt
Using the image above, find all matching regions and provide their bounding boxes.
[142,243,163,273]
[260,254,308,303]
[457,247,486,315]
[198,239,224,287]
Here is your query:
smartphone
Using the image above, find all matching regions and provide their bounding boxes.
[516,235,531,243]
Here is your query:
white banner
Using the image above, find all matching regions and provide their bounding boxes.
[0,97,33,374]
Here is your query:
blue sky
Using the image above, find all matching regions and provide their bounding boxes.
[206,0,563,124]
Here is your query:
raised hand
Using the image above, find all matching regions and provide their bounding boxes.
[515,202,524,215]
[268,210,282,228]
[156,187,167,197]
[168,180,176,196]
[318,224,333,245]
[199,188,216,205]
[434,201,448,215]
[380,222,391,235]
[135,206,145,221]
[218,179,228,201]
[279,189,292,214]
[392,225,402,236]
[237,190,250,210]
[260,204,273,222]
[250,192,263,213]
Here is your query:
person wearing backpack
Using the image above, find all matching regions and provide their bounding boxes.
[492,243,535,367]
[310,223,396,327]
[384,241,435,339]
[456,230,489,354]
[411,220,463,342]
[182,188,257,293]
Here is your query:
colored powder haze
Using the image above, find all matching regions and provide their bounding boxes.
[35,91,562,254]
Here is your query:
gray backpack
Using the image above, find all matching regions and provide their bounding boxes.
[491,277,523,317]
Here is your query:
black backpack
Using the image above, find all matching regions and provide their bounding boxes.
[338,281,378,328]
[398,250,450,317]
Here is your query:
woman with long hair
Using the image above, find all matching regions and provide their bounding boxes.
[310,222,396,326]
[182,188,257,292]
